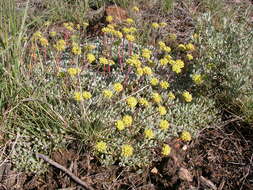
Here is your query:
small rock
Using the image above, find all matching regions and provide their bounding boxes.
[178,167,193,182]
[151,167,158,174]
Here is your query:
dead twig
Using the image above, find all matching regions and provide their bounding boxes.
[36,153,94,190]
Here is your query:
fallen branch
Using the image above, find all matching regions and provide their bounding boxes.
[36,153,94,190]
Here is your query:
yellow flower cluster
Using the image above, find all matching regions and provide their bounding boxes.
[158,41,171,53]
[125,18,134,24]
[161,144,171,156]
[172,59,185,74]
[181,131,192,141]
[85,44,96,51]
[54,39,66,52]
[151,22,159,29]
[121,144,133,157]
[73,91,92,101]
[132,6,139,12]
[113,83,123,92]
[86,53,96,63]
[39,37,49,47]
[144,128,155,139]
[50,31,57,37]
[186,43,195,51]
[122,115,133,127]
[115,120,125,131]
[103,90,113,99]
[182,91,192,102]
[95,141,107,153]
[63,22,75,32]
[82,91,92,100]
[99,57,108,65]
[192,74,203,85]
[152,92,162,104]
[150,77,159,86]
[168,92,176,100]
[106,15,113,23]
[142,48,152,59]
[178,44,186,51]
[159,120,169,130]
[160,81,170,89]
[67,68,81,76]
[126,34,135,42]
[122,27,137,34]
[138,98,150,107]
[158,106,167,115]
[159,58,169,66]
[126,97,138,108]
[72,43,81,55]
[187,54,193,60]
[143,66,152,75]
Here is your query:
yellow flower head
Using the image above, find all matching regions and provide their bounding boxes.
[50,31,57,37]
[160,81,170,89]
[103,90,113,99]
[182,91,192,102]
[186,54,193,60]
[159,58,169,66]
[186,43,195,51]
[85,44,96,51]
[95,141,107,153]
[39,37,49,47]
[178,44,186,51]
[152,93,162,104]
[138,98,150,107]
[161,144,171,156]
[32,31,42,39]
[150,77,159,86]
[74,92,83,101]
[192,74,203,85]
[72,43,81,55]
[168,92,176,100]
[54,39,66,52]
[99,57,108,65]
[126,34,135,42]
[181,131,192,141]
[132,6,139,12]
[122,115,133,127]
[86,53,96,63]
[159,22,167,27]
[115,120,125,131]
[165,55,172,60]
[83,22,89,27]
[172,64,182,74]
[136,67,144,76]
[113,83,123,92]
[159,120,169,130]
[143,66,152,75]
[126,97,138,108]
[163,46,171,53]
[113,30,123,38]
[158,41,166,49]
[106,15,113,23]
[144,128,155,139]
[152,22,159,29]
[142,48,152,59]
[67,68,81,76]
[158,106,167,115]
[121,144,133,157]
[82,91,92,100]
[126,18,134,24]
[63,22,74,32]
